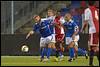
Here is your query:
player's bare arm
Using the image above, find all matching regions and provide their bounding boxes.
[26,30,34,39]
[81,20,88,33]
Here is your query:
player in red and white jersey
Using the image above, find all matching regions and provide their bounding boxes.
[54,13,65,61]
[81,1,99,66]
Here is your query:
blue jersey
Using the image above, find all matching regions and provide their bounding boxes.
[63,20,79,37]
[72,15,82,31]
[33,20,52,37]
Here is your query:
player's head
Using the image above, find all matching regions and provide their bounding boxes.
[64,13,72,22]
[33,15,41,23]
[88,1,95,6]
[47,8,55,17]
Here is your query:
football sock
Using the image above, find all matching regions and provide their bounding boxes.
[69,48,74,59]
[56,50,59,58]
[53,48,56,54]
[59,50,63,57]
[40,48,45,59]
[46,48,52,59]
[89,50,94,65]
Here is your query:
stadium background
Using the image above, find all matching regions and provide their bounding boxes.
[1,1,99,56]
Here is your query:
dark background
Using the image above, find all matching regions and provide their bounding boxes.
[1,33,88,56]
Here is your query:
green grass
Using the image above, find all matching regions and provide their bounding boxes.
[1,56,99,66]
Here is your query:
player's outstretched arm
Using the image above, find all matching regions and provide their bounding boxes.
[26,30,34,39]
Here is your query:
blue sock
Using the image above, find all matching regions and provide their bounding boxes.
[69,48,74,59]
[59,51,63,57]
[44,48,47,55]
[46,48,52,59]
[40,48,46,59]
[78,48,86,56]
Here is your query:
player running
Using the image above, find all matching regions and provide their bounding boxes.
[81,1,99,66]
[26,15,54,62]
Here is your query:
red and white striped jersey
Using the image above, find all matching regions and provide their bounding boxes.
[54,16,64,35]
[84,6,99,34]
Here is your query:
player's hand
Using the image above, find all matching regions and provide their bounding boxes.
[26,34,29,39]
[26,31,34,39]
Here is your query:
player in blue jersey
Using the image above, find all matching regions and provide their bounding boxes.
[63,13,88,62]
[26,15,54,62]
[63,13,79,62]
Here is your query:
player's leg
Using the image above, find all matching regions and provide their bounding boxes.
[54,42,60,61]
[89,33,99,66]
[55,34,64,61]
[89,46,99,66]
[74,44,78,59]
[96,46,99,62]
[51,34,60,61]
[68,41,75,62]
[59,42,64,61]
[44,36,53,61]
[66,37,75,62]
[59,34,65,60]
[40,38,46,62]
[46,43,52,60]
[73,35,79,59]
[89,34,94,66]
[93,33,99,62]
[89,33,94,66]
[51,34,56,53]
[65,37,71,61]
[89,46,95,66]
[90,46,99,66]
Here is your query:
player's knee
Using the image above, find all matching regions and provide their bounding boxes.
[69,42,74,48]
[48,44,52,48]
[51,42,56,48]
[74,46,78,51]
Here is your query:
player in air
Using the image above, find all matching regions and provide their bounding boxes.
[26,15,54,62]
[81,1,99,66]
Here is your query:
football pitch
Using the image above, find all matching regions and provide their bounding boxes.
[1,56,99,66]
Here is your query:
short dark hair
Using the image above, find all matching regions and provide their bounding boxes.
[88,1,95,6]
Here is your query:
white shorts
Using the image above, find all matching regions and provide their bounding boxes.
[51,34,56,43]
[40,35,53,47]
[65,35,79,46]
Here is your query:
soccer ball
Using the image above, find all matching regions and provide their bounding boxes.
[21,45,29,52]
